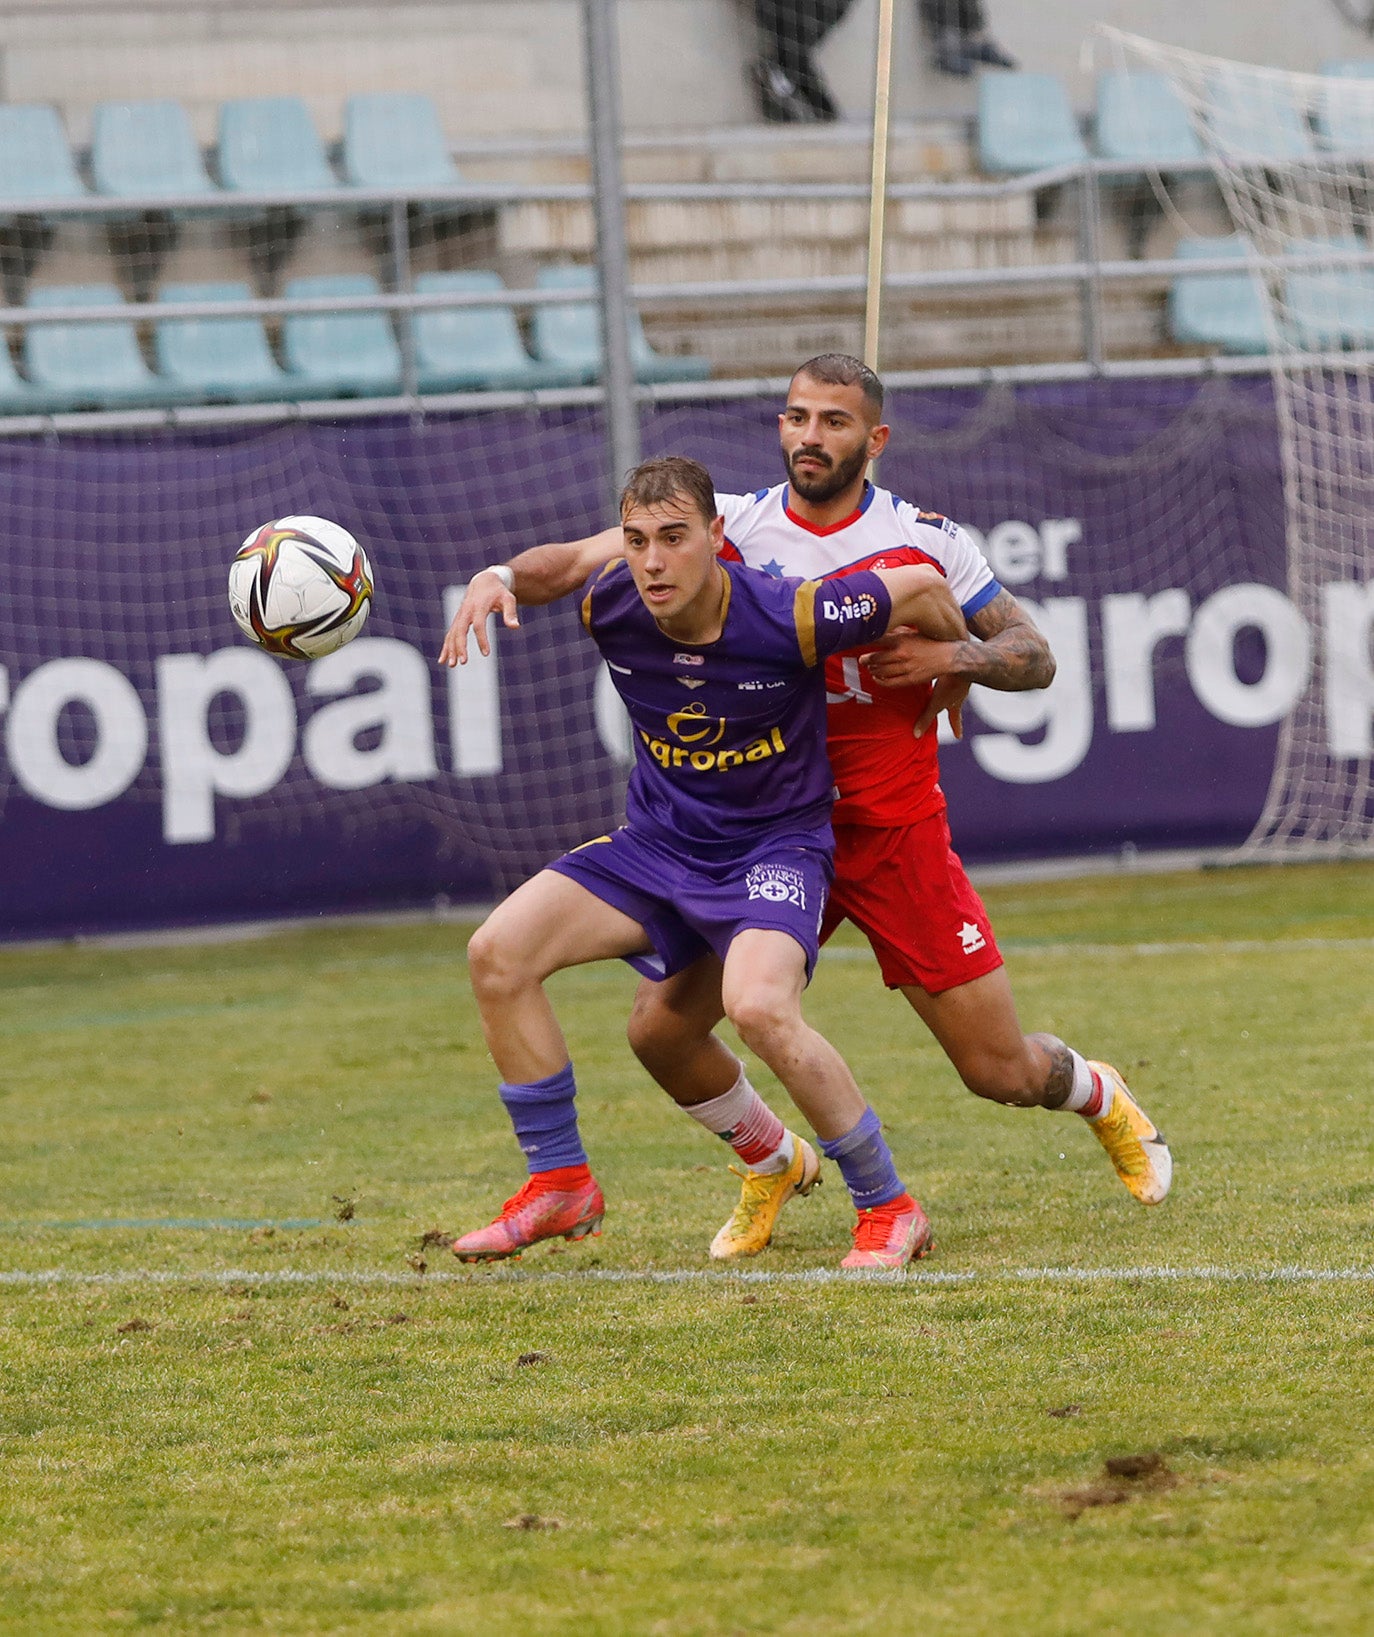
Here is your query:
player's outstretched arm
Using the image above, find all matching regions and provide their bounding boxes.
[438,526,623,666]
[871,564,968,643]
[865,586,1054,690]
[864,586,1056,735]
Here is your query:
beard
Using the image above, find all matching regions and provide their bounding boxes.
[785,439,869,503]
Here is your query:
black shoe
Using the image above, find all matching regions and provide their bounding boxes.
[792,64,840,121]
[749,57,819,123]
[965,34,1017,69]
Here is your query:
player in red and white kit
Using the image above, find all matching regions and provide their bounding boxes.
[442,355,1172,1264]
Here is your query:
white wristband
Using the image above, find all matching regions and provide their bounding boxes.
[478,564,515,593]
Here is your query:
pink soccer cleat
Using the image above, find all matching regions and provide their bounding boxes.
[840,1192,933,1271]
[452,1172,605,1263]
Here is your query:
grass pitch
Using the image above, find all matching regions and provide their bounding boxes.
[1,861,1372,1633]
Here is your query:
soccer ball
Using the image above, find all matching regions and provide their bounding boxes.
[228,516,374,661]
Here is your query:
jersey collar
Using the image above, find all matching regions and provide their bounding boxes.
[782,479,876,536]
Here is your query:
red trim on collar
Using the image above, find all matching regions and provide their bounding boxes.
[782,502,867,536]
[782,494,869,536]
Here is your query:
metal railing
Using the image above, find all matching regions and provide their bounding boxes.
[0,153,1362,433]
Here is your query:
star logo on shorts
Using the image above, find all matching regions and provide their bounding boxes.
[959,921,986,954]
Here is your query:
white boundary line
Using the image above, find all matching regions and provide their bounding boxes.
[2,1265,1372,1288]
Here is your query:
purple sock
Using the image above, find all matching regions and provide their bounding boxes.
[818,1106,905,1209]
[498,1063,588,1173]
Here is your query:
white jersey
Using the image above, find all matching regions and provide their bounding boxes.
[716,481,997,611]
[715,480,1003,827]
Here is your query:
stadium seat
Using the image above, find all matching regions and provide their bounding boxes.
[1316,61,1374,152]
[1282,235,1374,349]
[412,270,583,392]
[1206,71,1315,161]
[154,280,291,403]
[0,104,89,304]
[530,264,712,385]
[1166,235,1270,355]
[341,91,462,193]
[977,72,1089,175]
[280,273,403,397]
[90,100,219,203]
[217,96,340,194]
[23,284,178,409]
[1095,72,1204,168]
[0,104,87,214]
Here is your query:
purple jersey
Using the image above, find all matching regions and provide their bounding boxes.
[580,557,891,857]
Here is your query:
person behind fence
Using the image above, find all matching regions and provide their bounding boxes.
[919,0,1015,76]
[749,0,857,122]
[446,454,970,1272]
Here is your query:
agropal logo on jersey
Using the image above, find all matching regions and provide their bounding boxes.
[822,590,879,625]
[639,699,789,774]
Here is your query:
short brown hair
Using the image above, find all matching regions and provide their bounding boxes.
[619,455,719,527]
[792,353,884,419]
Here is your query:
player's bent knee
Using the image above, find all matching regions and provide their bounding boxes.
[466,924,536,1003]
[625,998,680,1066]
[723,987,796,1052]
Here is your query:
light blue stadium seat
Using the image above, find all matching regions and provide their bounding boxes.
[1316,61,1374,152]
[531,264,712,385]
[977,72,1089,175]
[1167,236,1270,355]
[217,97,340,194]
[1206,72,1315,162]
[281,273,403,397]
[1095,72,1204,167]
[341,92,461,192]
[90,100,219,204]
[412,270,583,392]
[1282,235,1374,349]
[23,284,178,408]
[154,280,290,402]
[0,104,87,217]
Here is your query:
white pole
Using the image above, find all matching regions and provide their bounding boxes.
[863,0,897,374]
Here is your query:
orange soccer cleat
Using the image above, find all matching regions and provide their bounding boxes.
[839,1192,933,1271]
[451,1171,605,1263]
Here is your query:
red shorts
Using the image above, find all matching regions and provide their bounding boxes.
[820,811,1003,994]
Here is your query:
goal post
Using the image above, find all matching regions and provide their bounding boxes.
[1096,28,1374,858]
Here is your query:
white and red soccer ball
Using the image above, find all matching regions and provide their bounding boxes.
[228,515,373,661]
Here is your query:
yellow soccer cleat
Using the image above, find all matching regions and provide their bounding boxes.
[709,1135,821,1259]
[1087,1061,1172,1205]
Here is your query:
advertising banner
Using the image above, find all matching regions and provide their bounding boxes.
[1,377,1363,939]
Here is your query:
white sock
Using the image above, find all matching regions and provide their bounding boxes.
[1061,1051,1114,1120]
[683,1068,795,1175]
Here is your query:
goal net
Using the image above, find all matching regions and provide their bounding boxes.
[1100,29,1374,858]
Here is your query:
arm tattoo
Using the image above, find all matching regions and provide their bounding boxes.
[951,588,1056,692]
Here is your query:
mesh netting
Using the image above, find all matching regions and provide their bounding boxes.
[1100,28,1374,857]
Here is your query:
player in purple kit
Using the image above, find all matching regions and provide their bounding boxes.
[449,455,967,1269]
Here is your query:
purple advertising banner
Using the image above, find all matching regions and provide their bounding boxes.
[0,376,1310,940]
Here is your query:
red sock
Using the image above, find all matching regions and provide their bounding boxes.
[529,1162,593,1191]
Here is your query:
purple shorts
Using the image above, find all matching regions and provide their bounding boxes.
[548,826,832,983]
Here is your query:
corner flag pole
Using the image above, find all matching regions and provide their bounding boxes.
[863,0,896,375]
